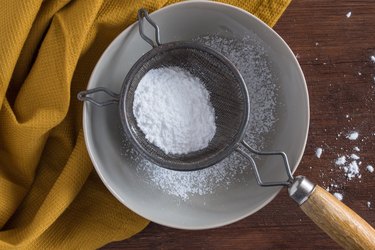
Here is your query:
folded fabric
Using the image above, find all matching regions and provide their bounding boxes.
[0,0,290,249]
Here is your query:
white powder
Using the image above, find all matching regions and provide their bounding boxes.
[346,11,352,18]
[133,67,216,155]
[350,154,360,160]
[335,155,361,180]
[333,192,343,201]
[346,131,359,140]
[315,147,323,158]
[316,129,373,203]
[138,152,249,200]
[127,33,278,201]
[367,165,374,173]
[345,161,360,180]
[335,156,346,165]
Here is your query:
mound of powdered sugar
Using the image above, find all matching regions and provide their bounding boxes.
[133,67,216,155]
[122,33,278,201]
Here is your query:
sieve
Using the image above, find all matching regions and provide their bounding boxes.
[78,9,375,249]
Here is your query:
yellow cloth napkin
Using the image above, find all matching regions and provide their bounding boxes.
[0,0,290,248]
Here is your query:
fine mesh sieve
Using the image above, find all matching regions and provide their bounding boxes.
[121,44,249,171]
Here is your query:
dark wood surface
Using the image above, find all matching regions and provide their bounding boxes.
[103,1,375,249]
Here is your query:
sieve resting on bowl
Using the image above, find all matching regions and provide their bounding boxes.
[78,9,375,249]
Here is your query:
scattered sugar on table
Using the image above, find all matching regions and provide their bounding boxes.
[315,147,323,158]
[346,131,359,140]
[306,56,375,207]
[367,165,374,173]
[335,156,346,165]
[334,192,343,201]
[344,161,361,180]
[350,154,360,160]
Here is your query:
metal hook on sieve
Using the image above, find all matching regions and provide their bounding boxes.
[77,87,120,107]
[235,141,294,187]
[138,9,161,48]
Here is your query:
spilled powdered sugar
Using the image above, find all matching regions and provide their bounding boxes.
[122,33,278,201]
[317,128,374,207]
[334,192,343,201]
[315,147,323,158]
[346,131,359,140]
[367,165,374,173]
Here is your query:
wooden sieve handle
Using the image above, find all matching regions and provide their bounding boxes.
[300,185,375,249]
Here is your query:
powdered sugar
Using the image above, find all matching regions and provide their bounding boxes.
[346,131,359,140]
[350,154,360,160]
[315,147,323,158]
[334,192,343,201]
[367,165,374,173]
[320,128,374,206]
[138,152,249,200]
[345,161,360,180]
[335,155,361,180]
[133,67,216,154]
[335,156,346,165]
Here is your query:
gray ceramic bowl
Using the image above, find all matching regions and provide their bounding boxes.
[82,1,309,229]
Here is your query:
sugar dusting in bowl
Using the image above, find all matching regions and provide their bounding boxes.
[121,33,278,201]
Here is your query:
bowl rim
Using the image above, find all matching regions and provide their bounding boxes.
[82,0,310,229]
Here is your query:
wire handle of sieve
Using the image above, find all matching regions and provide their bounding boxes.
[235,140,294,187]
[138,9,161,48]
[77,87,120,107]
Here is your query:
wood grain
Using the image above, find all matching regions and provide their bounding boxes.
[102,1,375,249]
[301,185,375,249]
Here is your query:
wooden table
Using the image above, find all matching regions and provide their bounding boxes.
[103,1,375,248]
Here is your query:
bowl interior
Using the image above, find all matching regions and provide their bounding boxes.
[83,1,309,229]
